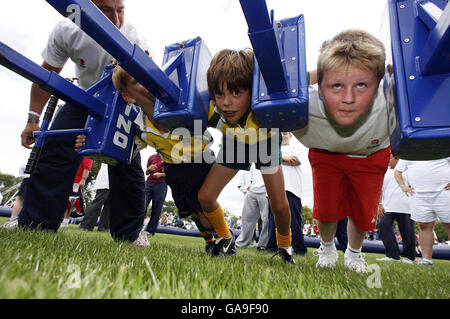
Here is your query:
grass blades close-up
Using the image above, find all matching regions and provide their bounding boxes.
[0,218,449,300]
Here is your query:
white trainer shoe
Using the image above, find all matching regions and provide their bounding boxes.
[134,229,150,248]
[344,250,368,273]
[60,218,70,228]
[1,216,18,230]
[400,257,414,264]
[313,244,338,268]
[415,258,434,266]
[376,256,399,262]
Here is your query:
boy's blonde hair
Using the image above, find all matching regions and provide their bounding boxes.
[317,29,386,83]
[207,48,254,100]
[111,65,156,103]
[112,65,133,94]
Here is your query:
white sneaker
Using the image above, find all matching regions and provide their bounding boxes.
[1,216,18,230]
[60,218,70,228]
[415,258,434,266]
[134,229,150,248]
[313,244,338,268]
[344,250,368,273]
[376,257,399,262]
[400,257,414,264]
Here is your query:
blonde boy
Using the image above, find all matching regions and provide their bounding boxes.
[198,49,295,263]
[293,29,390,272]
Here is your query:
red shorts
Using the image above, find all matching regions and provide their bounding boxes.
[308,147,390,231]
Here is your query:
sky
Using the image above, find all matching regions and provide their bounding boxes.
[0,0,389,215]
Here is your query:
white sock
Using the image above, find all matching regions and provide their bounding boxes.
[347,245,361,254]
[321,239,335,249]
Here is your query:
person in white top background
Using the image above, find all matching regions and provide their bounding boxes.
[235,165,269,250]
[266,132,307,256]
[394,157,450,266]
[78,163,110,232]
[376,152,415,264]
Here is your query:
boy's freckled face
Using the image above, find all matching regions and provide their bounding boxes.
[214,81,251,126]
[319,67,379,126]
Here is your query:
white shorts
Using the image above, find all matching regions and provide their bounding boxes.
[410,190,450,223]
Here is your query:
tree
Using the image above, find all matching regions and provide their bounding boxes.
[434,222,448,243]
[302,205,313,224]
[161,200,178,215]
[0,172,22,204]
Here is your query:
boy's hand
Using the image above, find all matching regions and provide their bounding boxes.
[74,135,87,152]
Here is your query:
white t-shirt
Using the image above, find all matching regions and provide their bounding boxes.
[93,163,109,190]
[18,161,30,179]
[42,19,149,89]
[381,168,410,214]
[293,85,390,157]
[248,164,267,194]
[281,143,302,199]
[395,158,450,192]
[238,170,251,194]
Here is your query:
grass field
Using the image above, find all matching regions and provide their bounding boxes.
[0,217,449,300]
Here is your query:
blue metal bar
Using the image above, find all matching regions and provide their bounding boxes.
[86,68,114,94]
[417,0,441,29]
[33,128,89,138]
[45,0,180,105]
[0,41,106,117]
[419,1,450,75]
[161,51,189,94]
[239,0,288,94]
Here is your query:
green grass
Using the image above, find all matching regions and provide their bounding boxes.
[0,217,449,299]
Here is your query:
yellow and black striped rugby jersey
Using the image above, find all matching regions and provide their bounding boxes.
[134,112,214,164]
[207,101,274,145]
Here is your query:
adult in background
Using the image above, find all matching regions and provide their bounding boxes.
[18,0,150,246]
[394,157,450,266]
[266,132,307,256]
[335,217,348,253]
[61,157,93,227]
[79,162,110,232]
[235,164,269,250]
[144,152,168,236]
[376,152,415,264]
